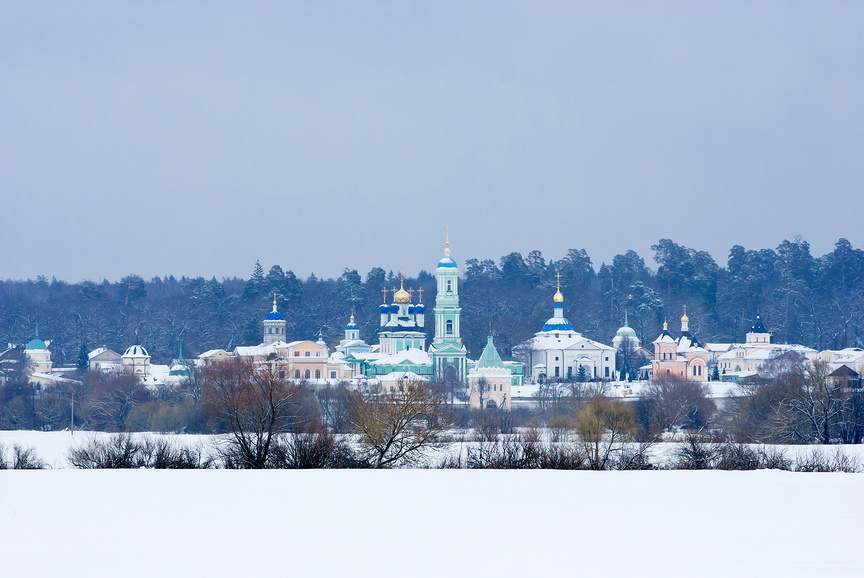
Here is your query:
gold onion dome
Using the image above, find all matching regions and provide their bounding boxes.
[553,289,564,303]
[394,288,410,304]
[681,305,689,323]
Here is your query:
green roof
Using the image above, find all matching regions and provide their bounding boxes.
[476,335,504,369]
[26,324,47,350]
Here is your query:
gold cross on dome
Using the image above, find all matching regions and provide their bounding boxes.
[381,288,388,301]
[417,287,423,302]
[555,271,562,289]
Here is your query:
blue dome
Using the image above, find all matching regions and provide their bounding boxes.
[437,257,457,268]
[415,303,426,314]
[389,303,400,314]
[346,322,359,330]
[408,305,416,314]
[379,303,389,314]
[541,317,575,332]
[265,311,285,321]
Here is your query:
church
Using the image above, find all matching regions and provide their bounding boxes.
[650,307,710,380]
[515,276,617,383]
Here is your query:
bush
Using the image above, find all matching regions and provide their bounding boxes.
[68,434,211,469]
[268,432,369,469]
[794,448,860,473]
[0,443,46,469]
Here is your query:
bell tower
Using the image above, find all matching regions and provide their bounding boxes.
[429,230,467,383]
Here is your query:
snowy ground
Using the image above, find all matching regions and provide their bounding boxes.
[2,432,864,577]
[2,468,863,577]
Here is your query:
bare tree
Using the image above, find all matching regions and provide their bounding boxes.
[348,379,452,468]
[205,358,304,468]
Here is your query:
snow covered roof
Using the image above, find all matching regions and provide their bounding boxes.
[705,343,733,353]
[378,371,429,383]
[529,332,614,351]
[615,326,638,338]
[88,348,108,359]
[198,349,230,358]
[476,335,505,369]
[234,344,277,357]
[123,345,149,358]
[370,348,432,367]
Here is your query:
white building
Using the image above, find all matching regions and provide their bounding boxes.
[715,314,817,379]
[516,279,616,383]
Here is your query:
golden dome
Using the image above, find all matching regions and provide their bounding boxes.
[394,288,410,304]
[681,305,689,323]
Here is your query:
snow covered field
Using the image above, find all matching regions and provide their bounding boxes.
[1,432,863,577]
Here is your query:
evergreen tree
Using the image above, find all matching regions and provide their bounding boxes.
[76,342,89,374]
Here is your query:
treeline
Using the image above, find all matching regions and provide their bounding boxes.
[2,237,863,365]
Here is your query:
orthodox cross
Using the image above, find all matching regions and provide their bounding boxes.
[416,287,423,302]
[381,288,388,302]
[555,271,562,290]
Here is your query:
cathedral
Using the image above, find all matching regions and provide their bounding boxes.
[345,235,469,385]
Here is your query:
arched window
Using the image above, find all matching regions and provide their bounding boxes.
[304,369,311,379]
[294,369,300,378]
[315,369,321,379]
[446,280,452,292]
[446,320,453,335]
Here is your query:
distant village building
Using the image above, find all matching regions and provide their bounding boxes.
[122,344,151,376]
[88,348,123,372]
[24,325,52,374]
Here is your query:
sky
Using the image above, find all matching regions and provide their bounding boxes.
[1,1,862,283]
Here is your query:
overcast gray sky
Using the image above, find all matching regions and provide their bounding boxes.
[2,1,862,282]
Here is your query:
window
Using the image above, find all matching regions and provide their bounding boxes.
[446,280,452,292]
[605,357,608,361]
[304,369,311,379]
[279,370,285,379]
[315,351,320,357]
[294,351,299,357]
[305,351,310,357]
[555,356,559,361]
[554,367,560,377]
[294,369,300,378]
[446,320,453,335]
[315,369,321,379]
[330,371,336,378]
[605,367,609,377]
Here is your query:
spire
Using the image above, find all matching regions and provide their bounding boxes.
[553,272,564,304]
[34,323,39,340]
[444,226,451,257]
[178,342,183,365]
[272,293,278,312]
[624,311,629,327]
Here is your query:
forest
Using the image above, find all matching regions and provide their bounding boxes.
[1,236,863,367]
